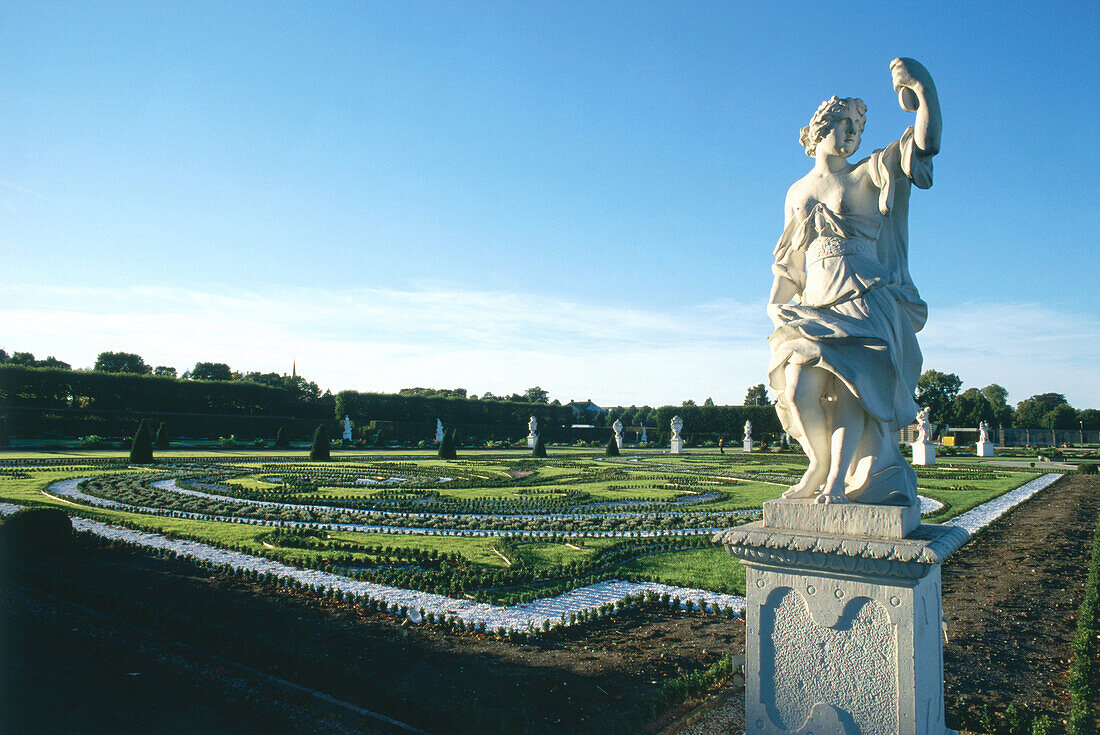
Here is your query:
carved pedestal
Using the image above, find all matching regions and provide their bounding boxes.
[527,434,537,449]
[976,441,994,458]
[912,441,935,465]
[744,438,754,453]
[717,501,968,735]
[670,437,683,454]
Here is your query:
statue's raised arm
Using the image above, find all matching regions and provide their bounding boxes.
[891,57,941,158]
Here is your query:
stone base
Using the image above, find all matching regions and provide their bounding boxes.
[743,439,753,452]
[527,435,537,449]
[912,441,935,465]
[670,438,683,455]
[615,435,623,450]
[976,441,994,457]
[716,520,968,735]
[763,498,920,540]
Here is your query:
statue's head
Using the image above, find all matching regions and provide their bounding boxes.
[800,96,867,157]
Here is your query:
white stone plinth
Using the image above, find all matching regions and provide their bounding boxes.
[670,437,683,455]
[527,435,537,449]
[976,441,994,458]
[763,499,920,540]
[616,435,623,450]
[717,516,967,735]
[912,441,935,466]
[743,438,753,453]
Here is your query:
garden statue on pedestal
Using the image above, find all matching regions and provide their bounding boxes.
[977,419,995,457]
[435,419,445,444]
[670,415,683,455]
[913,406,936,466]
[527,415,538,449]
[718,59,965,735]
[743,419,753,453]
[612,418,623,450]
[342,415,353,441]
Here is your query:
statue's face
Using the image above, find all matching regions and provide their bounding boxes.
[819,108,862,158]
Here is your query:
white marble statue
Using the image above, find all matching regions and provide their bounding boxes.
[915,407,932,444]
[978,420,990,444]
[670,415,684,455]
[612,418,624,449]
[671,415,683,440]
[641,424,647,442]
[743,420,752,442]
[768,58,940,507]
[527,415,538,449]
[435,419,444,443]
[342,415,352,441]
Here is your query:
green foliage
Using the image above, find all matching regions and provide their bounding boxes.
[1080,463,1098,475]
[155,422,169,449]
[532,437,547,457]
[916,369,962,423]
[129,419,154,464]
[0,506,73,551]
[190,362,233,381]
[275,426,289,449]
[1066,516,1100,734]
[310,425,331,461]
[744,384,769,406]
[94,351,151,374]
[1015,392,1074,429]
[438,428,457,460]
[0,415,8,447]
[605,433,620,457]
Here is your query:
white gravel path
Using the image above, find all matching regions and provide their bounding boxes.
[2,472,1062,633]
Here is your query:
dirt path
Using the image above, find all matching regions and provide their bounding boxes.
[942,473,1100,727]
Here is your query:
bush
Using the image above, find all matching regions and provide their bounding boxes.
[438,429,457,460]
[78,434,106,448]
[310,424,331,461]
[129,418,154,464]
[275,426,289,449]
[605,434,620,457]
[1079,462,1098,475]
[0,415,8,447]
[155,421,169,449]
[532,437,547,458]
[0,506,73,551]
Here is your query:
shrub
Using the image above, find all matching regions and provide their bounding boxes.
[129,419,154,464]
[0,506,73,551]
[275,426,290,449]
[0,415,8,447]
[310,424,331,461]
[533,437,547,458]
[155,421,169,449]
[438,429,457,460]
[1080,462,1097,475]
[78,435,105,448]
[605,434,620,457]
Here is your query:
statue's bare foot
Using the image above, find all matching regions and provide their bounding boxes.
[782,463,826,499]
[814,479,849,504]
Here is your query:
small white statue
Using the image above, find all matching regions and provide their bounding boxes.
[528,416,538,436]
[342,415,352,441]
[743,420,753,442]
[641,424,647,442]
[978,420,990,444]
[670,415,684,454]
[435,419,445,443]
[612,418,624,449]
[915,407,932,444]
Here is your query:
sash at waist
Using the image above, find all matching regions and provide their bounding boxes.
[807,236,874,265]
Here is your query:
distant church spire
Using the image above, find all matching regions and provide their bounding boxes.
[292,360,296,379]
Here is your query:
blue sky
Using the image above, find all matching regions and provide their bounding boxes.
[2,1,1097,408]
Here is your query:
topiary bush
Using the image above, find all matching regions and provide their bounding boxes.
[605,434,620,457]
[1080,462,1098,475]
[532,437,547,458]
[310,424,331,461]
[155,421,170,449]
[275,426,290,449]
[129,418,154,464]
[0,506,73,552]
[438,429,457,460]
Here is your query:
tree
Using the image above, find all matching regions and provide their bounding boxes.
[605,433,620,457]
[0,416,8,447]
[1014,393,1070,428]
[438,429,457,460]
[980,384,1013,426]
[744,384,769,406]
[130,419,154,464]
[275,426,289,449]
[915,370,962,423]
[523,386,550,404]
[155,422,169,449]
[310,424,330,461]
[949,388,994,427]
[1079,409,1100,431]
[681,399,696,407]
[190,362,233,381]
[532,437,547,458]
[153,366,178,378]
[703,397,715,407]
[95,351,151,374]
[1045,403,1077,430]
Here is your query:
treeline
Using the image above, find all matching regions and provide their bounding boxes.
[916,370,1099,429]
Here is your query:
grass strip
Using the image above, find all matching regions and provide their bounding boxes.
[1067,511,1100,734]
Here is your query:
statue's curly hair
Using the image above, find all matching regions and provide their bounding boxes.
[799,96,867,157]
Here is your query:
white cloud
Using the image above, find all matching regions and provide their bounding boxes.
[1,285,1097,408]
